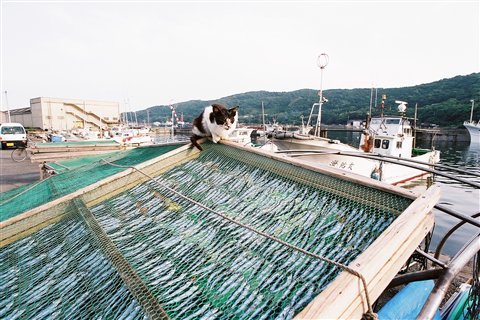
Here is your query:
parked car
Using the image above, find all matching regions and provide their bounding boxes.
[0,122,27,149]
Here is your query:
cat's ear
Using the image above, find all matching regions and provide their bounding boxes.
[229,106,239,115]
[212,104,222,113]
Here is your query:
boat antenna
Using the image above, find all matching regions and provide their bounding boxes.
[314,53,329,137]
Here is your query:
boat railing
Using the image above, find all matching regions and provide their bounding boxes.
[276,149,480,189]
[276,149,480,231]
[464,120,479,126]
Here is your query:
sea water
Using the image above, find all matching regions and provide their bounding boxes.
[328,131,480,257]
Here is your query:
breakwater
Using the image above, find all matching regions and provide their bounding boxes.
[414,128,470,143]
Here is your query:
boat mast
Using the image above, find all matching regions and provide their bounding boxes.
[414,103,418,149]
[369,86,374,117]
[261,101,267,143]
[314,53,329,137]
[470,99,475,123]
[170,103,176,139]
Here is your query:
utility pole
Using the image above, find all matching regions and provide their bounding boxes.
[4,91,11,122]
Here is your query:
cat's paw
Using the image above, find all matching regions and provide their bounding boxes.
[211,135,221,143]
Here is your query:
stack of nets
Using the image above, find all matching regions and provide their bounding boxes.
[0,144,183,221]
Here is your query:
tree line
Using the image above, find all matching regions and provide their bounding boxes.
[130,72,479,128]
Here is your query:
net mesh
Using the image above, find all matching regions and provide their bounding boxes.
[0,144,182,221]
[0,142,414,319]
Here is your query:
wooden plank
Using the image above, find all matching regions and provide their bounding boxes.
[30,145,122,153]
[0,213,67,247]
[30,150,119,162]
[295,184,440,319]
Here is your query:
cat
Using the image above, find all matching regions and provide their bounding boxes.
[191,103,239,151]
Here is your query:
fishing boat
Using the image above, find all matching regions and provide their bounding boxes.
[272,99,440,185]
[110,125,153,146]
[270,54,440,185]
[464,99,479,143]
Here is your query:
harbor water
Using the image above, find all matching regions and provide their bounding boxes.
[328,131,480,256]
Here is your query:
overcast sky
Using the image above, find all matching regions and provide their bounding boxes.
[1,0,478,112]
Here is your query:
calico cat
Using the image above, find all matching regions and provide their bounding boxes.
[191,104,239,151]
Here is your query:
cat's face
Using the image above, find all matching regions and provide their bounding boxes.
[211,104,238,130]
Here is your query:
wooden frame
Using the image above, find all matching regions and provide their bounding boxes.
[0,139,440,319]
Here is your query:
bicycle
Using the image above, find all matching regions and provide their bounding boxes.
[11,139,34,162]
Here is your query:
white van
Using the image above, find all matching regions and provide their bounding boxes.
[0,123,27,149]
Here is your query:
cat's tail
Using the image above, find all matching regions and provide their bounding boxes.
[190,134,203,151]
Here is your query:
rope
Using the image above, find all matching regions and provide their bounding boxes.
[101,158,378,318]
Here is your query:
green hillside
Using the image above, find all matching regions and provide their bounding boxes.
[131,73,479,128]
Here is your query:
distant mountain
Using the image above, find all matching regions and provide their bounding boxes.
[131,73,479,128]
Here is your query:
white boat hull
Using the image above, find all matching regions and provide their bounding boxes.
[272,138,439,185]
[464,121,480,144]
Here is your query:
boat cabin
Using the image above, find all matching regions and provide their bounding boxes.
[360,116,414,158]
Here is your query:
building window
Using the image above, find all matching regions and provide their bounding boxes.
[104,117,110,120]
[382,140,390,149]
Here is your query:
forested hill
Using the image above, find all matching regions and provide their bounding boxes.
[133,73,479,128]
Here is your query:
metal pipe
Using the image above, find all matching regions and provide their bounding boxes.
[307,103,319,132]
[277,149,480,188]
[414,249,448,269]
[435,212,480,259]
[434,204,480,229]
[417,235,480,320]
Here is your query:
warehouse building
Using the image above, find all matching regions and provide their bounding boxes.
[4,97,120,131]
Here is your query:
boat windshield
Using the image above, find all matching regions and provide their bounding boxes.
[385,119,401,124]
